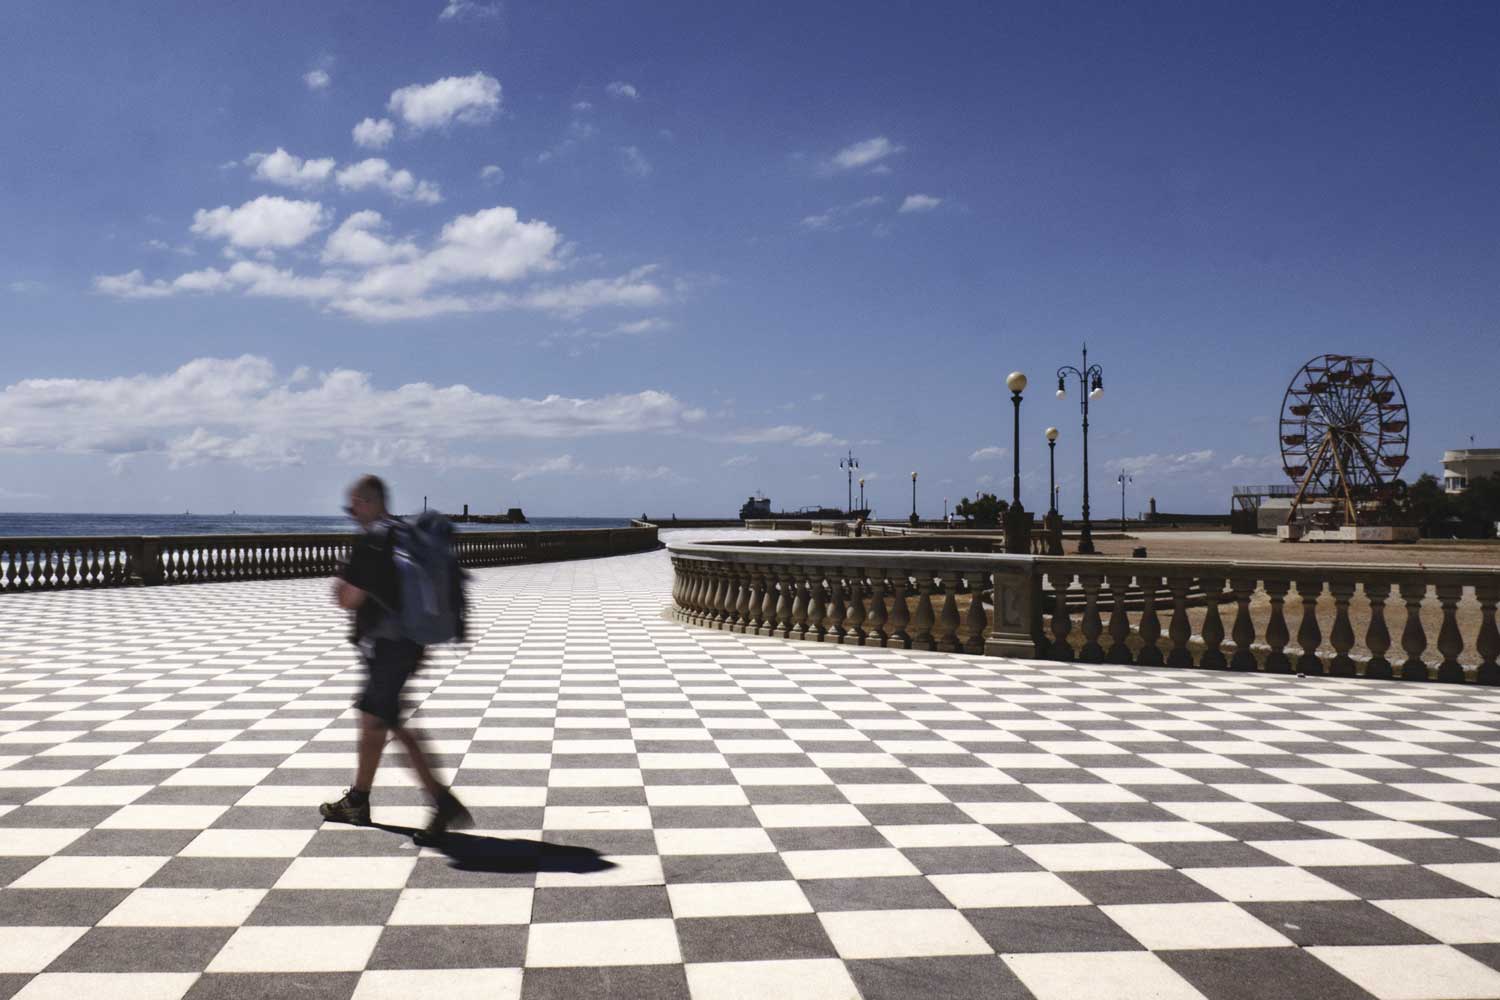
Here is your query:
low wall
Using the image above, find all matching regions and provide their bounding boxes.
[743,519,814,531]
[668,540,1500,683]
[0,525,660,594]
[633,518,743,529]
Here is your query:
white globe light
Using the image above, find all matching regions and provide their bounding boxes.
[1089,386,1104,401]
[1045,426,1059,441]
[1055,388,1066,399]
[1006,371,1027,393]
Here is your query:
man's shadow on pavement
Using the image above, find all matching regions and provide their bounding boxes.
[372,823,617,875]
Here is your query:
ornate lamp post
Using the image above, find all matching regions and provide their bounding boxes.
[909,471,919,526]
[1117,470,1133,527]
[858,477,865,513]
[1056,344,1104,554]
[840,450,859,515]
[1045,427,1059,513]
[1004,371,1030,553]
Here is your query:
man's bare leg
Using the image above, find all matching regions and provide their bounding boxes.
[391,725,444,799]
[353,711,387,792]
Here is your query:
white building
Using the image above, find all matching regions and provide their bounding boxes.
[1442,448,1500,494]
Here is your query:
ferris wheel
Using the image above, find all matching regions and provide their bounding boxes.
[1279,354,1409,525]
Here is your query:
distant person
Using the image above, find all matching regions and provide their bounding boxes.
[320,474,470,845]
[854,516,866,537]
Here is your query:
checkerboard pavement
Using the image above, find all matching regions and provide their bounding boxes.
[5,529,1500,999]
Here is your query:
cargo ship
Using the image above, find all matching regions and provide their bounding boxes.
[739,495,869,521]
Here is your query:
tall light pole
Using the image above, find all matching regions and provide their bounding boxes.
[1004,371,1030,554]
[1045,427,1059,514]
[1056,344,1104,554]
[840,450,859,515]
[943,496,949,520]
[1118,470,1133,527]
[858,477,865,513]
[910,471,919,526]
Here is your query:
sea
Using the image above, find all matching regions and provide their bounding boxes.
[0,513,633,538]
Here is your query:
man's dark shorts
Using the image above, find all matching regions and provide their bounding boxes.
[356,638,424,727]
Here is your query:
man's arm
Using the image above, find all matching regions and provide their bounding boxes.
[334,579,366,609]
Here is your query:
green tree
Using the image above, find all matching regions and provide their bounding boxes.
[955,492,1008,528]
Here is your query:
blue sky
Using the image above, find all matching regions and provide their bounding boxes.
[2,1,1496,518]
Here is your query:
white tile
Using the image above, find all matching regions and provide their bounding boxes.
[1376,899,1500,944]
[1093,821,1232,843]
[1392,782,1500,803]
[12,855,169,889]
[179,829,315,857]
[525,917,682,967]
[97,804,229,830]
[1211,783,1335,803]
[668,880,812,918]
[0,926,89,973]
[99,888,266,926]
[1302,820,1452,840]
[956,802,1081,824]
[0,828,87,856]
[1017,842,1168,873]
[731,767,832,786]
[644,784,748,806]
[838,783,948,805]
[1104,902,1291,950]
[161,767,272,786]
[1355,801,1489,822]
[548,768,644,787]
[655,827,776,856]
[752,804,869,828]
[928,871,1090,909]
[1427,863,1500,897]
[207,925,383,972]
[1006,952,1208,1000]
[542,805,652,829]
[352,969,522,1000]
[274,857,415,889]
[28,785,152,806]
[1028,784,1143,803]
[535,854,665,888]
[1159,802,1287,823]
[1248,838,1407,867]
[388,888,533,925]
[876,824,1006,848]
[1181,866,1355,902]
[819,908,990,959]
[9,973,198,1000]
[1308,945,1500,1000]
[781,848,922,880]
[912,767,1016,785]
[684,958,860,1000]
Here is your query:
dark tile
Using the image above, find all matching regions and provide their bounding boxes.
[900,846,1042,875]
[134,786,248,805]
[801,876,950,911]
[47,926,234,972]
[519,964,690,1000]
[540,830,656,855]
[1161,947,1379,1000]
[184,972,359,1000]
[405,856,536,888]
[990,824,1113,845]
[0,806,116,828]
[662,853,792,884]
[965,905,1144,953]
[1067,803,1182,824]
[1314,864,1483,900]
[1457,943,1500,974]
[675,912,837,963]
[299,830,417,857]
[649,806,759,829]
[531,885,671,923]
[546,788,647,807]
[1060,870,1223,906]
[740,786,847,805]
[1242,901,1439,946]
[857,805,973,827]
[60,828,199,856]
[0,975,29,1000]
[0,888,129,926]
[1373,838,1500,865]
[145,857,292,888]
[368,924,527,968]
[211,807,326,830]
[767,827,889,852]
[1137,842,1290,869]
[246,889,400,925]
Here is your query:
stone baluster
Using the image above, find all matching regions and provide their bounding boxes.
[758,569,778,636]
[937,571,963,653]
[865,573,889,647]
[690,566,709,623]
[722,569,743,629]
[1435,583,1466,683]
[771,568,794,638]
[827,572,847,643]
[889,569,912,648]
[1166,575,1194,668]
[1262,578,1292,673]
[1049,569,1074,661]
[1476,583,1500,686]
[1362,581,1394,679]
[1106,572,1133,664]
[1198,576,1227,670]
[711,566,732,625]
[845,569,867,645]
[746,570,767,634]
[1136,574,1164,666]
[1399,581,1429,681]
[1328,580,1357,677]
[805,568,827,641]
[910,573,936,651]
[963,569,988,655]
[790,570,810,638]
[1078,573,1105,663]
[1294,578,1324,676]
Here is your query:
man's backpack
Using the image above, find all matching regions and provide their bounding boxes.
[391,511,467,645]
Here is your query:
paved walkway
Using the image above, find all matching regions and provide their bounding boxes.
[4,529,1500,1000]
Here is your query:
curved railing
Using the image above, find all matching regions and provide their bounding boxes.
[0,526,658,593]
[668,540,1500,684]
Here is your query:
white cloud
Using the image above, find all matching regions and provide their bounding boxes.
[619,145,651,177]
[347,205,559,301]
[726,424,847,448]
[899,193,942,213]
[722,454,756,468]
[1225,453,1279,471]
[605,81,639,100]
[245,148,336,190]
[828,136,904,172]
[799,196,885,233]
[190,196,329,249]
[352,117,395,150]
[321,211,419,266]
[515,265,665,317]
[511,453,675,482]
[94,270,174,299]
[8,279,45,294]
[480,164,504,184]
[1113,450,1217,478]
[388,72,501,130]
[968,445,1007,462]
[304,69,331,91]
[335,158,443,204]
[571,100,594,113]
[0,356,705,471]
[439,0,500,20]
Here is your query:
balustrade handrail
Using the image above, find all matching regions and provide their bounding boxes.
[1,525,658,593]
[667,540,1500,684]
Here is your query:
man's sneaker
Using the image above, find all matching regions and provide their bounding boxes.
[319,788,371,825]
[414,789,471,846]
